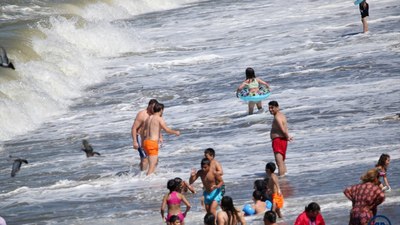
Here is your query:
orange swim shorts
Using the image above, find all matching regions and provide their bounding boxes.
[272,193,284,209]
[143,139,159,156]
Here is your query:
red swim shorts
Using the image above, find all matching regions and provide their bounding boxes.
[272,137,288,160]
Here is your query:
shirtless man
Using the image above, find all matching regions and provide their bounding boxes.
[266,162,284,218]
[143,102,180,175]
[189,158,224,218]
[131,99,158,171]
[268,101,292,176]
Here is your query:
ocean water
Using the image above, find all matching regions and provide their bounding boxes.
[0,0,399,224]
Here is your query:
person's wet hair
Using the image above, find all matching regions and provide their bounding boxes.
[148,99,158,106]
[268,101,279,107]
[263,210,277,223]
[253,190,263,201]
[305,202,321,212]
[153,102,164,113]
[376,153,390,168]
[360,168,379,184]
[204,148,215,157]
[167,179,177,192]
[201,158,211,167]
[245,67,256,80]
[203,212,216,225]
[266,162,276,173]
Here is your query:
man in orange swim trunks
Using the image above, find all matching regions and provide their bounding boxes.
[143,102,180,176]
[268,101,292,176]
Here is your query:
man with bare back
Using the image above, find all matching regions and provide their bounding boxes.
[131,99,158,171]
[189,158,225,218]
[268,101,292,176]
[143,102,180,175]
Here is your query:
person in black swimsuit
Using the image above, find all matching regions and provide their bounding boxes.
[359,0,369,33]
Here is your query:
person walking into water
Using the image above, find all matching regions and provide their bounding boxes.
[236,67,270,115]
[131,99,158,171]
[190,158,225,219]
[268,101,292,176]
[359,0,369,33]
[143,102,180,175]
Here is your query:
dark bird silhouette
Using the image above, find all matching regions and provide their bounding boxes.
[0,47,15,70]
[11,158,28,177]
[81,139,100,157]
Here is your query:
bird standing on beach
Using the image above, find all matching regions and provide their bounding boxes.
[11,158,28,177]
[81,139,101,157]
[0,47,15,70]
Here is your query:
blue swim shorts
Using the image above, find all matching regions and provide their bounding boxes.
[136,135,147,159]
[203,188,223,205]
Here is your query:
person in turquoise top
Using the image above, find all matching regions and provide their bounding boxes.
[236,67,270,115]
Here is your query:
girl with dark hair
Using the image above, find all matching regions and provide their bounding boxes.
[236,67,271,115]
[161,179,191,225]
[375,153,391,191]
[217,196,246,225]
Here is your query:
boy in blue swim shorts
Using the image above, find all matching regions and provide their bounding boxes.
[190,158,224,218]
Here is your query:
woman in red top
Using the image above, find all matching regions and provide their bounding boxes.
[343,168,385,225]
[294,202,325,225]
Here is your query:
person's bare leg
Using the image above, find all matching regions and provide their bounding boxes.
[362,17,368,33]
[256,101,263,110]
[140,157,149,171]
[274,153,287,176]
[210,201,219,219]
[146,155,158,175]
[248,102,255,114]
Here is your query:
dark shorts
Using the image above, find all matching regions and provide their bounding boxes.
[137,135,147,159]
[359,2,369,18]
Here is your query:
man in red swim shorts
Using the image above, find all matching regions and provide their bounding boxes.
[268,101,292,176]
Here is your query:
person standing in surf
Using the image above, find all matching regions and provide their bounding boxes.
[343,168,385,225]
[236,67,270,115]
[131,99,158,171]
[359,0,369,33]
[142,102,180,175]
[268,101,292,176]
[189,158,224,219]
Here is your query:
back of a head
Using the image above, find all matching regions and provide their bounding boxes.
[204,212,216,225]
[253,190,263,201]
[204,148,215,157]
[148,99,158,106]
[263,210,277,224]
[167,179,177,192]
[221,196,235,211]
[245,67,256,79]
[266,162,276,173]
[169,215,180,223]
[153,102,164,113]
[254,179,267,191]
[305,202,320,213]
[360,168,379,184]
